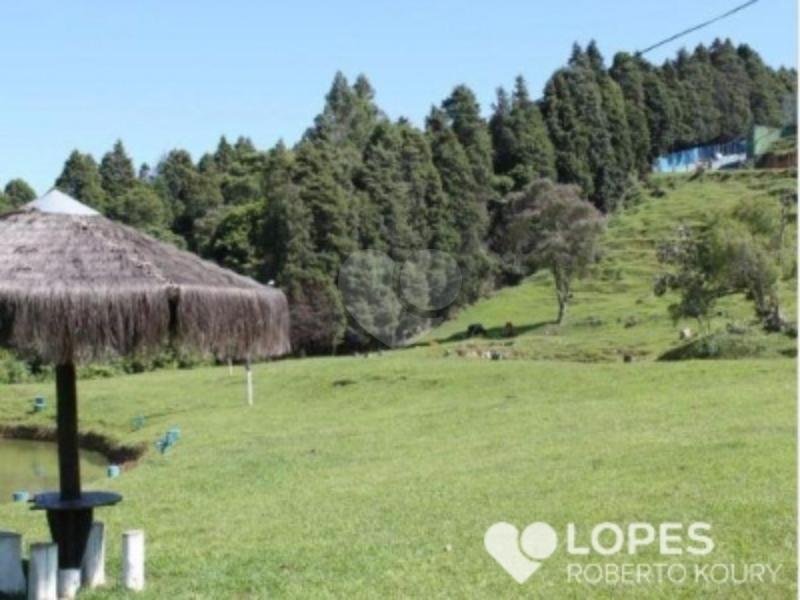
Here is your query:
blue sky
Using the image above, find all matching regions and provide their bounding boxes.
[0,0,796,192]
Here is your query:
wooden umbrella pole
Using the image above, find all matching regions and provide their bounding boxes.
[55,364,81,500]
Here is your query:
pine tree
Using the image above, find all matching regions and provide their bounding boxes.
[642,68,677,160]
[427,106,493,302]
[155,149,223,250]
[542,69,594,194]
[491,78,556,191]
[709,38,753,140]
[544,44,623,210]
[397,120,458,252]
[292,139,357,272]
[738,44,785,127]
[55,150,108,211]
[610,52,652,175]
[308,72,383,150]
[99,140,136,199]
[676,45,723,144]
[357,122,416,254]
[441,85,495,202]
[489,87,516,184]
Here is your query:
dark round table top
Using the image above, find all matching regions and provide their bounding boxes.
[31,491,123,511]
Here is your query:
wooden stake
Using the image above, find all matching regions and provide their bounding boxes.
[81,522,106,588]
[28,543,57,600]
[122,530,145,591]
[0,531,25,596]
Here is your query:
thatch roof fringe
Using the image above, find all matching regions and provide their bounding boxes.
[0,204,290,363]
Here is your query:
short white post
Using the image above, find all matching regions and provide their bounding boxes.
[81,522,106,588]
[228,358,234,376]
[122,530,145,592]
[57,569,80,599]
[28,542,57,600]
[0,531,26,596]
[246,359,253,406]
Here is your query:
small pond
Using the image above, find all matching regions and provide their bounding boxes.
[0,439,107,502]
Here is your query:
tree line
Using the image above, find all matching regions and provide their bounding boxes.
[1,38,794,353]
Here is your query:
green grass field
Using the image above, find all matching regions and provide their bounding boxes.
[0,171,796,598]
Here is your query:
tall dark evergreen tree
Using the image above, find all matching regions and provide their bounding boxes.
[490,77,556,190]
[610,52,652,175]
[55,150,108,211]
[709,38,753,140]
[154,149,223,250]
[427,105,493,301]
[99,140,136,199]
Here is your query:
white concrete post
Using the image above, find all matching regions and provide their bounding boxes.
[228,358,233,376]
[57,569,80,599]
[0,531,26,596]
[122,530,145,591]
[81,522,106,588]
[28,542,57,600]
[246,359,253,406]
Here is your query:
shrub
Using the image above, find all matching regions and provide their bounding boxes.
[658,333,767,361]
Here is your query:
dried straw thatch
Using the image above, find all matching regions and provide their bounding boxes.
[0,190,290,364]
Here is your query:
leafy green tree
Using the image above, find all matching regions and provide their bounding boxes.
[99,140,136,198]
[3,179,36,207]
[497,180,604,323]
[107,183,169,232]
[656,222,778,331]
[202,203,264,277]
[55,150,108,211]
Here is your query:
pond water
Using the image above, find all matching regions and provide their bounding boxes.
[0,439,107,502]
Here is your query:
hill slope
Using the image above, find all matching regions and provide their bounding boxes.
[0,170,795,598]
[422,170,797,362]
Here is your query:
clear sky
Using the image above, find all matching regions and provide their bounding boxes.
[1,0,796,193]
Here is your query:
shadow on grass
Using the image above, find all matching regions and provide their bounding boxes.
[411,320,556,348]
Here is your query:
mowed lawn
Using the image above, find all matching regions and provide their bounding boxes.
[0,355,795,598]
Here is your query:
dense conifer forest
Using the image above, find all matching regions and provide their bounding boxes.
[1,39,794,353]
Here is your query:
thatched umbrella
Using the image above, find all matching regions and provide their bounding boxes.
[0,189,290,571]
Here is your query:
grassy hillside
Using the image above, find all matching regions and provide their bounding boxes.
[0,171,795,598]
[422,170,797,362]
